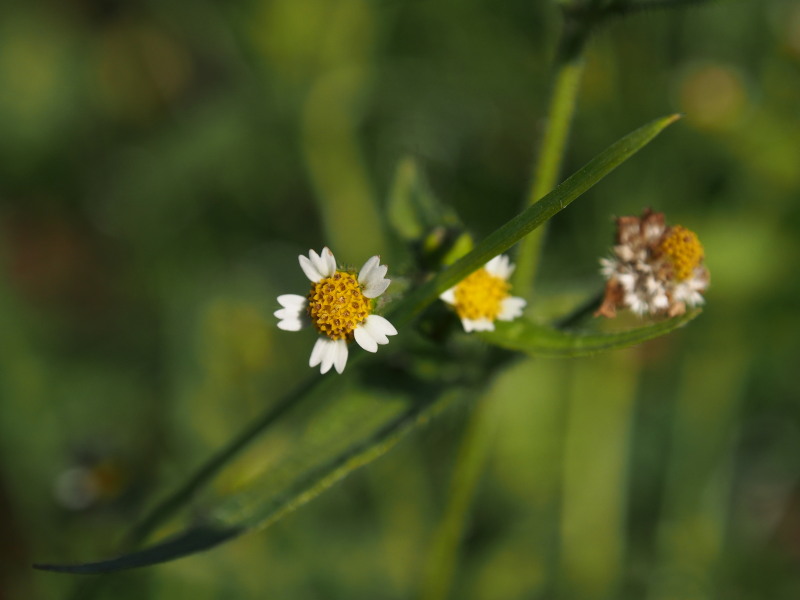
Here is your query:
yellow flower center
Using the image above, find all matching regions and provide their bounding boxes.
[453,269,510,321]
[307,271,370,340]
[658,225,704,281]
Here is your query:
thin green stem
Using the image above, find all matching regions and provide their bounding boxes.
[420,393,496,600]
[513,56,585,294]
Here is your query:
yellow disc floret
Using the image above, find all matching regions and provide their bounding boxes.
[658,225,704,281]
[453,268,510,321]
[307,271,370,340]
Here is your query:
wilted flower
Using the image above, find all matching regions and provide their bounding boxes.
[275,247,397,374]
[440,255,526,332]
[596,209,709,318]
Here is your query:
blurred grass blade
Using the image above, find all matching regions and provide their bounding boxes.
[124,373,337,548]
[34,525,242,574]
[34,387,464,574]
[481,310,701,357]
[388,113,681,326]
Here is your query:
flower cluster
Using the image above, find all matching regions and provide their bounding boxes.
[439,254,526,332]
[276,249,528,373]
[275,248,397,374]
[596,209,709,318]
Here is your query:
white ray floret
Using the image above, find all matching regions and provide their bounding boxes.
[357,256,391,298]
[353,314,398,352]
[274,294,308,331]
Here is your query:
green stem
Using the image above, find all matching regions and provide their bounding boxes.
[513,56,585,294]
[420,394,496,600]
[512,0,616,292]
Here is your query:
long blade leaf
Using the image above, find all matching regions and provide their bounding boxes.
[388,113,681,325]
[34,388,463,574]
[481,310,702,357]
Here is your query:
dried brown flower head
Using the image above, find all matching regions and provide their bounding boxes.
[596,209,709,318]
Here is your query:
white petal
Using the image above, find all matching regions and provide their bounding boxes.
[686,292,705,307]
[299,254,323,282]
[599,258,619,278]
[439,288,456,305]
[485,255,515,280]
[362,277,390,299]
[318,247,337,278]
[485,255,503,275]
[354,326,378,353]
[498,296,526,321]
[476,319,495,331]
[307,248,337,280]
[358,256,391,298]
[462,318,494,332]
[276,318,303,331]
[617,272,636,291]
[274,307,301,321]
[332,339,348,373]
[319,339,339,374]
[368,314,397,337]
[309,337,328,368]
[367,315,397,344]
[652,293,669,310]
[354,314,397,352]
[275,295,307,331]
[277,294,307,309]
[358,256,380,283]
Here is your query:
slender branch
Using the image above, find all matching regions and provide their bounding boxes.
[513,57,585,293]
[420,394,497,600]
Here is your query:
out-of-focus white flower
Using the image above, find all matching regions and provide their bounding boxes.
[596,209,709,318]
[275,247,397,374]
[440,254,526,332]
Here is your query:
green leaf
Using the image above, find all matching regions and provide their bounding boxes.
[34,525,243,574]
[35,385,464,574]
[387,113,681,326]
[481,310,702,358]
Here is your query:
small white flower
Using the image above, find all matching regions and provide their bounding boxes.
[596,209,710,318]
[275,247,397,374]
[439,254,526,332]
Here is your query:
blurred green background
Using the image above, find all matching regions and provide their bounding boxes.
[2,0,800,598]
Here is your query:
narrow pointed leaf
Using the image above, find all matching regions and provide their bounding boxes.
[34,386,465,574]
[481,310,701,357]
[34,525,242,574]
[387,113,681,326]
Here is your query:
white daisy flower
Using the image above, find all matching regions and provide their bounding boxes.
[439,254,527,332]
[275,247,397,374]
[596,209,710,318]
